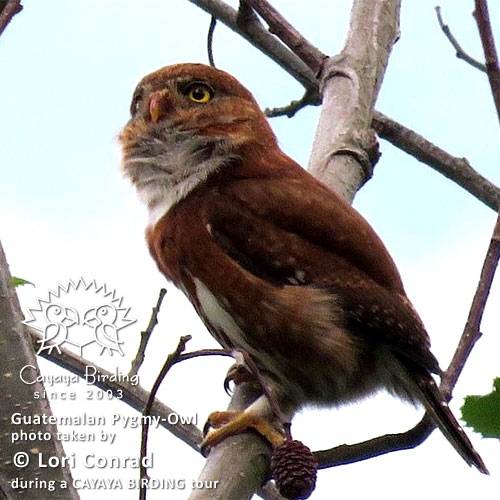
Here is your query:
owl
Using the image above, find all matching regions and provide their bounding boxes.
[119,63,486,473]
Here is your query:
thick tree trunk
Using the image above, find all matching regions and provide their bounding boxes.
[0,242,79,500]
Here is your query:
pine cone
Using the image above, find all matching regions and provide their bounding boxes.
[271,440,318,499]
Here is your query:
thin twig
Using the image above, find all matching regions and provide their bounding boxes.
[140,335,192,500]
[129,288,167,377]
[442,216,500,397]
[314,416,434,468]
[264,90,318,118]
[441,0,500,397]
[177,348,233,363]
[435,6,486,72]
[207,16,217,67]
[474,0,500,124]
[0,0,22,38]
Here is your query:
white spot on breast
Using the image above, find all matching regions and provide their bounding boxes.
[295,270,306,283]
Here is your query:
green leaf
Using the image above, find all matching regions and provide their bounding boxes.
[461,378,500,439]
[12,276,34,288]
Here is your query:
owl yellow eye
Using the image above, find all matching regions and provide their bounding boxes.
[186,83,213,103]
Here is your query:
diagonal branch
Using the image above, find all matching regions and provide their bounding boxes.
[0,0,22,38]
[140,335,192,500]
[314,416,434,468]
[439,0,500,395]
[241,0,326,74]
[474,0,500,125]
[372,111,500,211]
[435,6,486,72]
[129,287,167,377]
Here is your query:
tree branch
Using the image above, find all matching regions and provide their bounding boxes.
[314,416,434,468]
[241,0,326,74]
[435,6,486,72]
[474,0,500,125]
[207,15,217,67]
[372,111,500,211]
[129,287,167,377]
[315,0,500,471]
[0,0,22,38]
[140,335,192,500]
[440,0,500,397]
[308,0,401,199]
[264,90,318,118]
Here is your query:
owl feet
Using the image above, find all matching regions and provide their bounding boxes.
[202,409,285,454]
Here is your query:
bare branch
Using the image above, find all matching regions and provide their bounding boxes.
[372,111,500,211]
[435,6,486,72]
[129,287,167,377]
[140,335,192,500]
[308,0,401,199]
[314,416,434,468]
[442,216,500,398]
[241,0,326,74]
[474,0,500,125]
[440,0,500,397]
[178,348,233,362]
[188,382,274,500]
[0,0,22,38]
[264,90,318,118]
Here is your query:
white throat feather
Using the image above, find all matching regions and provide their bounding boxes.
[122,126,237,226]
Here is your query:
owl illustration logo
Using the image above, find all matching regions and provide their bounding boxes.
[24,278,136,357]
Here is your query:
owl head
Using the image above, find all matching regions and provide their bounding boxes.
[119,63,278,222]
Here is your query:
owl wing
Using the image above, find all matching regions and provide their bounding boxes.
[203,174,439,375]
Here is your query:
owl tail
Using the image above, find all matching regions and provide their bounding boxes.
[412,372,488,474]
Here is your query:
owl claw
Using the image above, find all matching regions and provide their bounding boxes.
[223,363,259,395]
[201,410,285,455]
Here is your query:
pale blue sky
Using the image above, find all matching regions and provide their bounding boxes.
[1,1,499,499]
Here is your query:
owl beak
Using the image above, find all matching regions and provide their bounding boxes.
[149,89,170,123]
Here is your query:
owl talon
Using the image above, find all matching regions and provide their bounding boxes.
[223,363,259,395]
[201,409,285,454]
